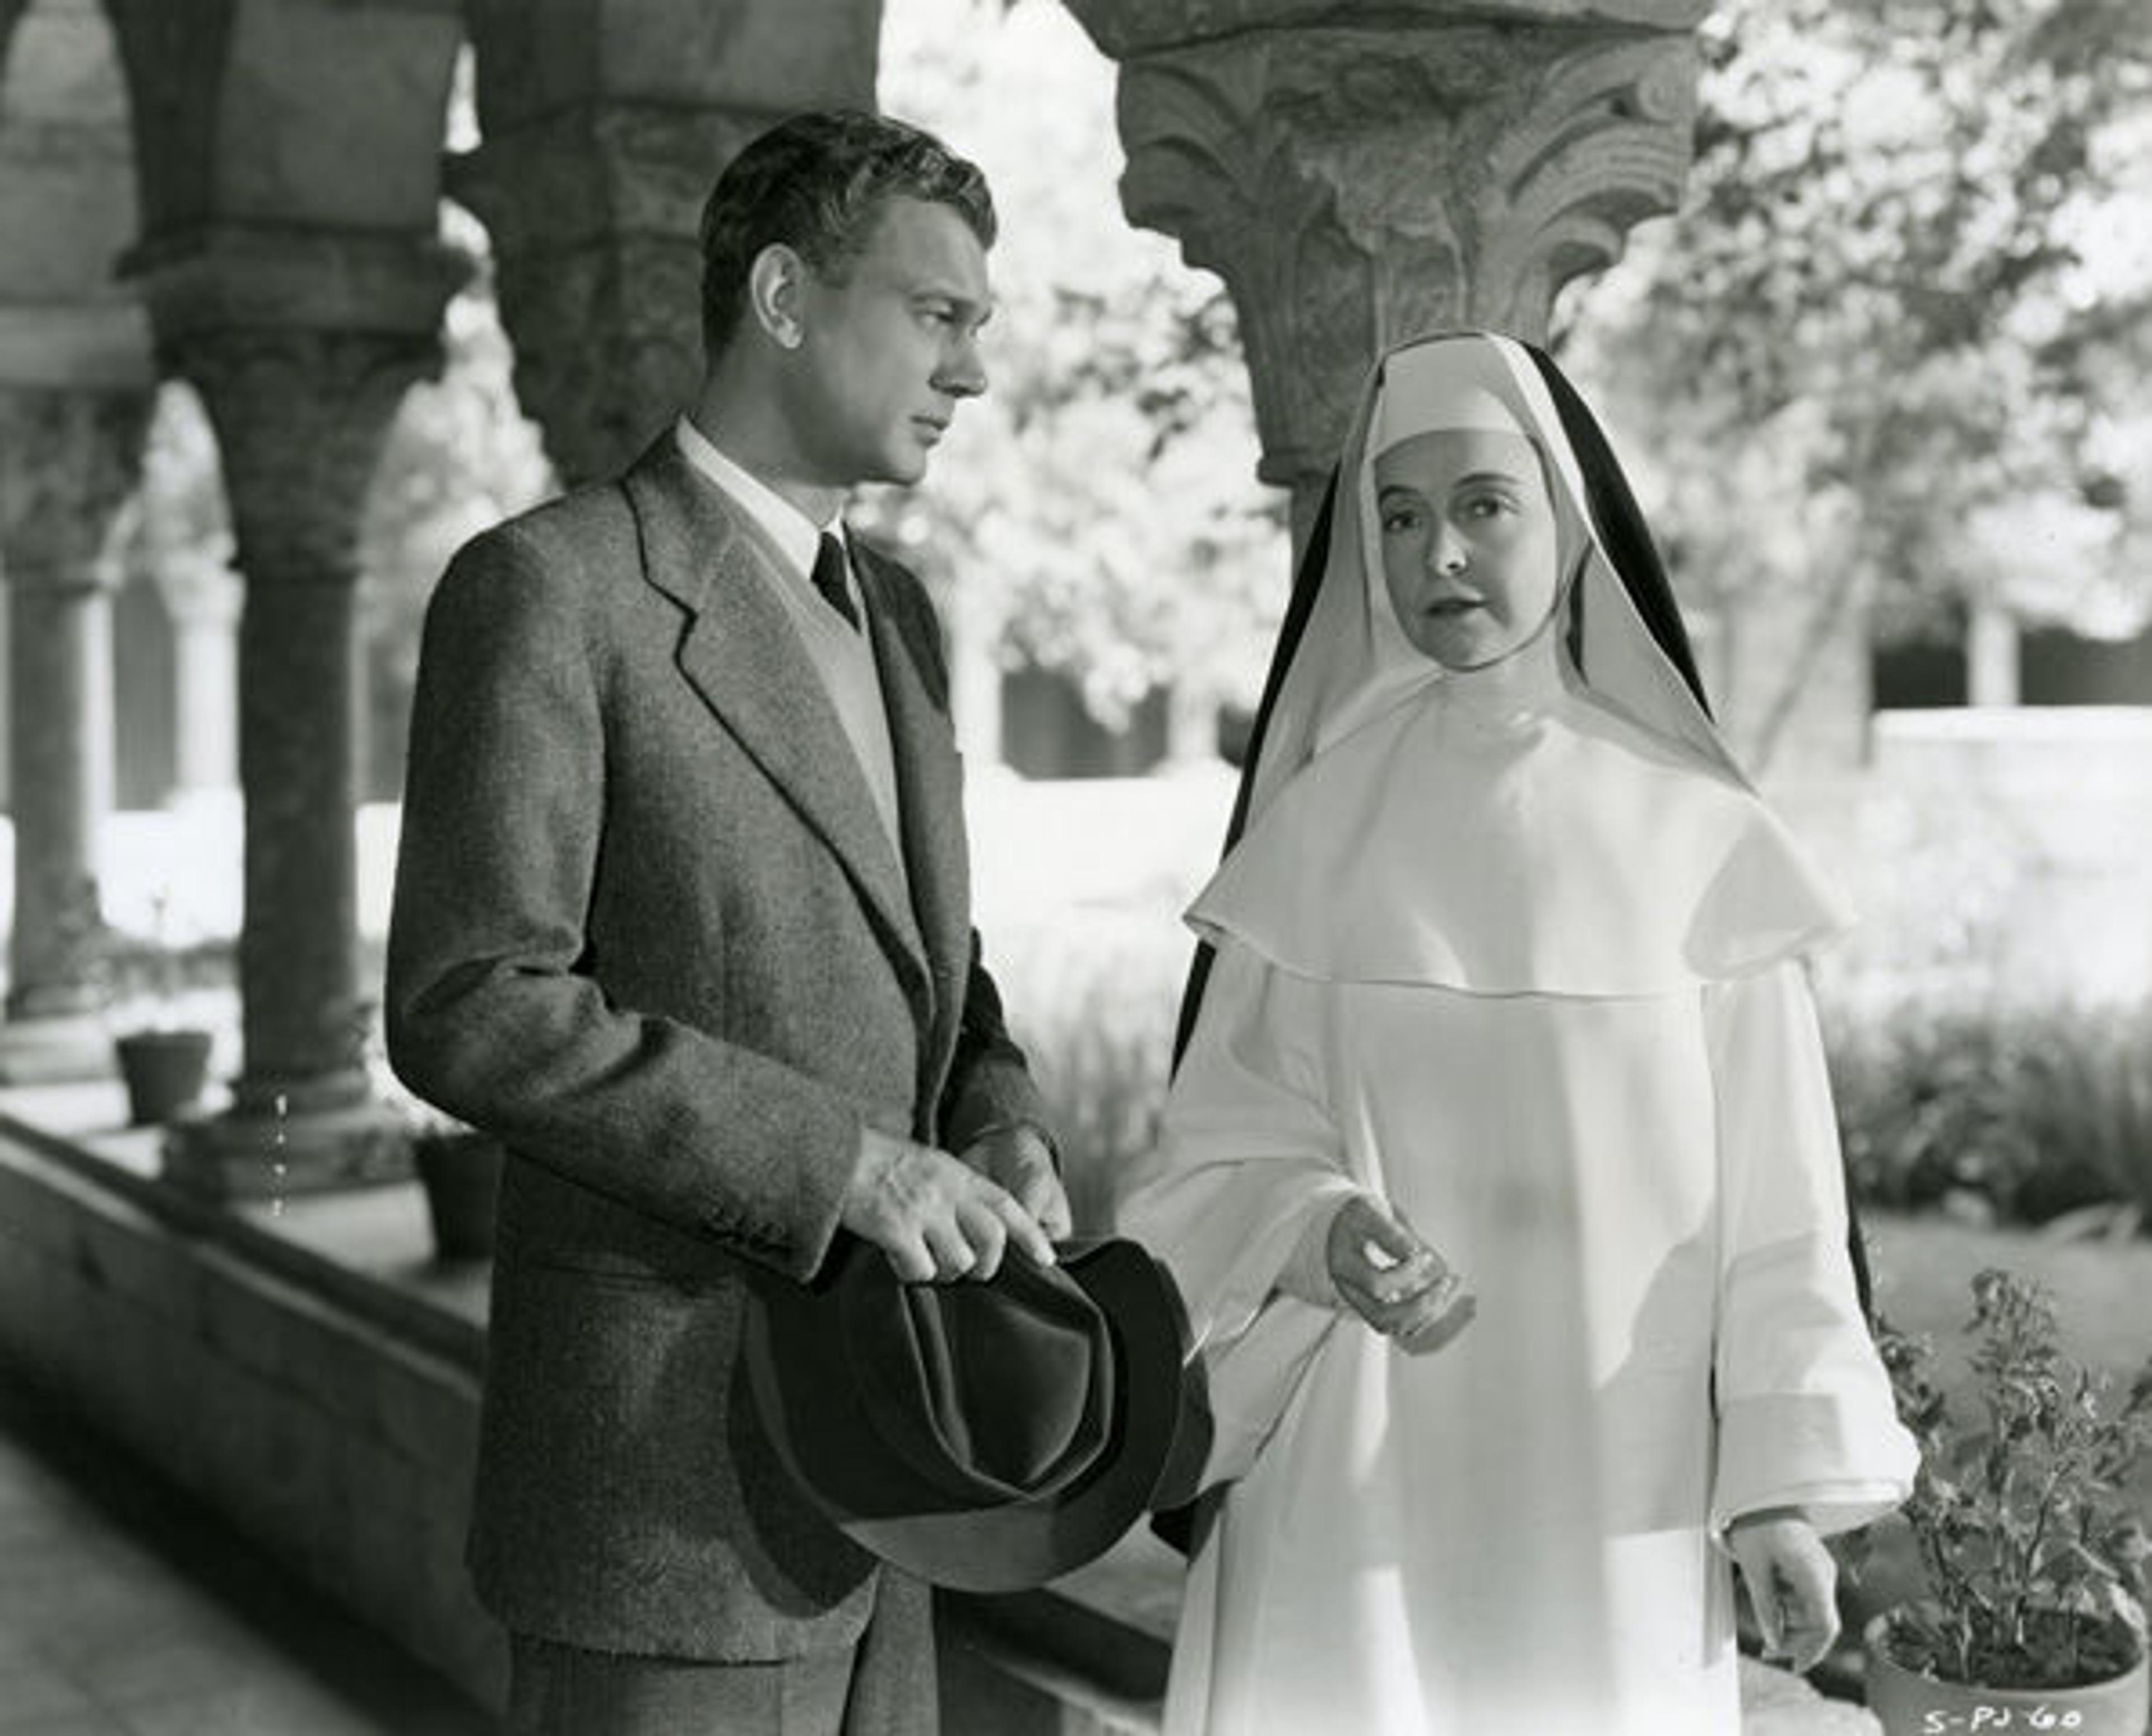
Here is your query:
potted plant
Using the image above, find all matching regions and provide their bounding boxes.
[1858,1268,2151,1734]
[105,892,217,1126]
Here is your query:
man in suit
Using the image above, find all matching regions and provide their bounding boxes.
[385,110,1070,1736]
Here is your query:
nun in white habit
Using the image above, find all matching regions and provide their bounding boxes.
[1117,331,1917,1736]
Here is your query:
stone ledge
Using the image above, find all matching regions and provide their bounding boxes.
[0,1087,500,1710]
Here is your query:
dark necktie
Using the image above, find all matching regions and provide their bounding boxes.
[810,532,860,632]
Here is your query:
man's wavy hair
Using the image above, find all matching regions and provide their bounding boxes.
[698,110,996,361]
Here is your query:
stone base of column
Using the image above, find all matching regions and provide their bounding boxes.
[161,1097,414,1203]
[0,1011,118,1084]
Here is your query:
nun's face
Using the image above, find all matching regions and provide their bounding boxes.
[1374,429,1561,670]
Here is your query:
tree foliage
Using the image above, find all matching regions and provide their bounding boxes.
[861,0,1289,731]
[1564,0,2152,754]
[123,0,2152,783]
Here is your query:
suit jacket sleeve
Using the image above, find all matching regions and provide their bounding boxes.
[384,521,865,1280]
[941,930,1053,1154]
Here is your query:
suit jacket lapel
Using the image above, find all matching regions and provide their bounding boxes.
[857,552,970,1052]
[622,440,930,997]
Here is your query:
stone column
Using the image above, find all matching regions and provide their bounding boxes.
[165,327,440,1194]
[454,0,882,486]
[1967,601,2020,709]
[0,0,152,1078]
[0,386,147,1078]
[0,0,28,68]
[131,232,462,1199]
[1063,2,1705,555]
[155,549,240,799]
[448,109,750,490]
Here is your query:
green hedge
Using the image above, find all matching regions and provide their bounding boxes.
[1826,996,2152,1230]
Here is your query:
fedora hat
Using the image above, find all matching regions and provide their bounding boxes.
[746,1235,1204,1593]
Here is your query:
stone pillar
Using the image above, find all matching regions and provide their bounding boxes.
[1967,601,2020,709]
[155,549,240,798]
[96,0,466,1187]
[946,592,1005,765]
[0,386,147,1078]
[0,1,30,72]
[453,0,882,486]
[129,234,462,1198]
[0,0,153,1078]
[1063,2,1705,555]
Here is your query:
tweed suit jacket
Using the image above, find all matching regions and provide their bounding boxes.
[384,434,1048,1662]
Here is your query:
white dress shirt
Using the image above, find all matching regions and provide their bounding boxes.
[674,416,907,869]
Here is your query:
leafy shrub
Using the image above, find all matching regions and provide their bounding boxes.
[1827,995,2152,1231]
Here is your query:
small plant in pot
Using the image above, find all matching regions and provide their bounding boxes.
[106,892,218,1127]
[1857,1268,2151,1735]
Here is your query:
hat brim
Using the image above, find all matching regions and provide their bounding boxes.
[748,1238,1191,1594]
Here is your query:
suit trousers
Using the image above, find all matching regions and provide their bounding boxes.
[505,1573,936,1736]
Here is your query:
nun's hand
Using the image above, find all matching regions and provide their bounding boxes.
[1727,1509,1839,1673]
[1325,1195,1473,1354]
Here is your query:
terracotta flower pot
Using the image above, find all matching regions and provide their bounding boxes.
[1865,1613,2150,1736]
[412,1131,503,1262]
[113,1028,214,1126]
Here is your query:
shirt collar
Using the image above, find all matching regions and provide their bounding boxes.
[674,414,844,579]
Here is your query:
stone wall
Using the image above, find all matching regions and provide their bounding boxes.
[0,1098,1184,1730]
[1812,708,2152,1009]
[0,1111,504,1706]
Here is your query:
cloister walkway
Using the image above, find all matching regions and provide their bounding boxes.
[0,1371,490,1736]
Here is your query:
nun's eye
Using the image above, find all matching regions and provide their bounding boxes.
[1380,504,1426,534]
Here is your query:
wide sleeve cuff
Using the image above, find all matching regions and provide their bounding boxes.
[1711,1388,1918,1540]
[1275,1188,1357,1307]
[1198,1291,1338,1492]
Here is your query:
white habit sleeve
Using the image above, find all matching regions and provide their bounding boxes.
[1116,943,1357,1489]
[1705,962,1918,1538]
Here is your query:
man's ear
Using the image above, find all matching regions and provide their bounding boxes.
[746,244,808,350]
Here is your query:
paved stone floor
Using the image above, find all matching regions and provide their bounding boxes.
[0,1371,492,1736]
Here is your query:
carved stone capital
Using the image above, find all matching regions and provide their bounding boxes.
[125,224,469,352]
[1094,22,1696,504]
[0,384,152,586]
[165,328,442,583]
[1069,0,1709,59]
[450,103,766,257]
[488,232,706,488]
[449,105,763,486]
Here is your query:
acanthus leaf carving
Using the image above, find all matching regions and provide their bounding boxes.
[0,386,153,586]
[170,328,440,583]
[453,105,759,487]
[1109,22,1696,504]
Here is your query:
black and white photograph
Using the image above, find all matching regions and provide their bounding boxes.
[0,2,2146,1732]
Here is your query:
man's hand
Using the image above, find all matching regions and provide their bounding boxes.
[961,1123,1073,1242]
[840,1126,1056,1283]
[1727,1509,1839,1673]
[1326,1195,1473,1356]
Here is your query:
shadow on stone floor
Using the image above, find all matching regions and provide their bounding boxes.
[0,1368,494,1736]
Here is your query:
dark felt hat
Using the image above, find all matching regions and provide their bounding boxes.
[746,1235,1204,1593]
